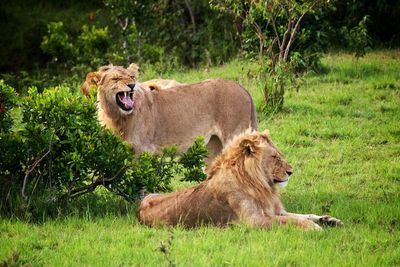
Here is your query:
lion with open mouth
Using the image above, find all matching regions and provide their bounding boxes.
[138,129,342,230]
[81,64,257,162]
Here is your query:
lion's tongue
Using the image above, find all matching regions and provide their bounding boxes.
[119,93,134,109]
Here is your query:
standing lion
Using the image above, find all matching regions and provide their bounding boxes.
[81,64,257,162]
[138,129,342,230]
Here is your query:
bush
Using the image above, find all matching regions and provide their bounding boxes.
[0,80,18,132]
[40,22,77,63]
[37,0,239,71]
[348,16,372,60]
[78,25,110,66]
[0,82,207,219]
[0,81,24,212]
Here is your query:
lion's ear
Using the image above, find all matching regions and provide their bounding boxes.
[147,82,161,91]
[127,63,139,78]
[241,139,256,156]
[261,129,271,141]
[262,129,270,136]
[81,72,100,97]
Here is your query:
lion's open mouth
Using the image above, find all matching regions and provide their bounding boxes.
[116,91,135,111]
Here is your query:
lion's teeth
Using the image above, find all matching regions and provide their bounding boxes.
[124,92,127,98]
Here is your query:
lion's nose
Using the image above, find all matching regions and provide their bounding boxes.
[127,84,136,91]
[286,170,293,176]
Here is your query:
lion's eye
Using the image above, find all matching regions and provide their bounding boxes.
[112,76,120,81]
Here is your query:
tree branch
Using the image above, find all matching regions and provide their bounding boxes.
[280,7,294,61]
[283,12,305,61]
[283,1,319,61]
[68,166,128,199]
[184,0,196,33]
[118,17,129,32]
[22,136,53,199]
[270,14,282,49]
[251,21,266,64]
[268,37,279,73]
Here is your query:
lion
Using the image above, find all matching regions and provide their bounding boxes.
[81,64,257,162]
[138,129,342,230]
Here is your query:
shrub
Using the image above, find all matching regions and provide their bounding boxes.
[0,82,207,219]
[0,81,24,212]
[20,86,131,202]
[180,137,208,183]
[40,22,77,63]
[78,25,110,66]
[0,80,18,132]
[349,15,372,60]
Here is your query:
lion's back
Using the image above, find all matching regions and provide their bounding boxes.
[155,78,257,141]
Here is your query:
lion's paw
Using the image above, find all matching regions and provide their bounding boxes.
[303,220,323,231]
[319,215,343,227]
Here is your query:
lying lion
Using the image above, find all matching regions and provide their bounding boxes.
[138,129,342,230]
[81,64,257,162]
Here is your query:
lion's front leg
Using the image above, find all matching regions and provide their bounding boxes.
[271,216,322,231]
[238,213,322,231]
[281,210,343,227]
[231,199,321,231]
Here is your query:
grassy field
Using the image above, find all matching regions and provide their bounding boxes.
[1,51,399,266]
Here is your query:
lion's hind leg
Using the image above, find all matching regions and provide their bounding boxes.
[137,193,168,226]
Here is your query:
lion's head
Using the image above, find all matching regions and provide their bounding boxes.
[208,129,293,189]
[81,63,140,116]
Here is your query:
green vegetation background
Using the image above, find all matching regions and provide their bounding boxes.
[1,0,399,74]
[1,51,399,266]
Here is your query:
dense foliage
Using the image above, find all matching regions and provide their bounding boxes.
[0,0,397,74]
[0,81,207,218]
[0,81,25,207]
[31,0,239,74]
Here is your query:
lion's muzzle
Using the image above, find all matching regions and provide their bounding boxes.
[274,176,290,188]
[127,83,136,91]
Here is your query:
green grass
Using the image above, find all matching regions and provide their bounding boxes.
[1,50,400,266]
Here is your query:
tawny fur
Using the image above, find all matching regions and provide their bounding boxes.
[141,79,185,91]
[81,64,257,163]
[138,129,343,230]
